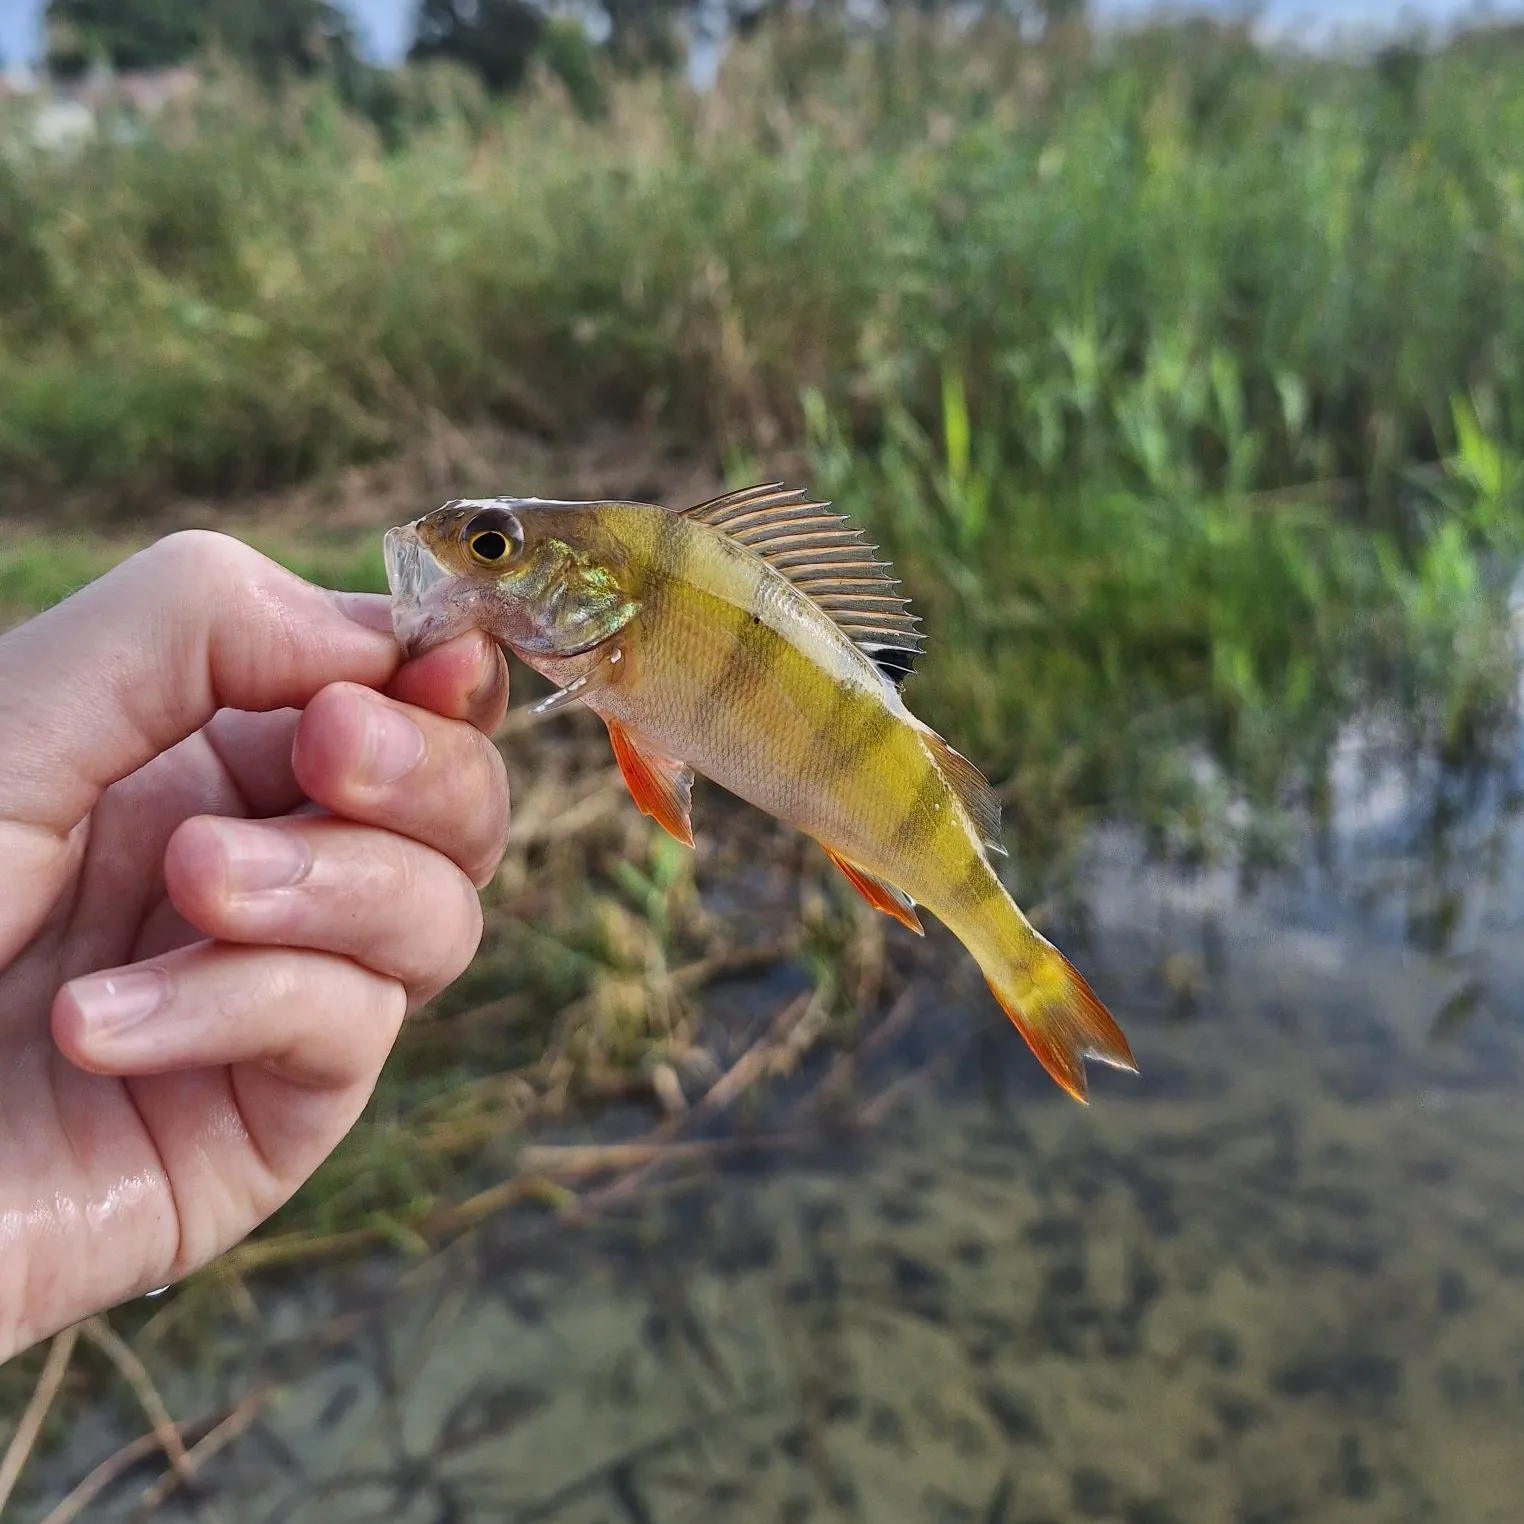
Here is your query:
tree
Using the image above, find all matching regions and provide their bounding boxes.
[204,0,360,83]
[405,0,705,97]
[46,0,202,75]
[407,0,546,94]
[45,0,358,81]
[599,0,691,72]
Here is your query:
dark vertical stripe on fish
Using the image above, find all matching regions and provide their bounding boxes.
[698,588,775,719]
[666,511,700,588]
[812,687,895,787]
[888,765,948,855]
[642,511,689,625]
[956,852,1005,910]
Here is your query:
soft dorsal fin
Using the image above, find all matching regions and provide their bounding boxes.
[682,483,924,687]
[922,731,1007,857]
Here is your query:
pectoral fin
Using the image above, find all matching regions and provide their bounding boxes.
[530,645,629,716]
[605,720,696,848]
[823,848,925,935]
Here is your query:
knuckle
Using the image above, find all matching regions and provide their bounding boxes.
[448,880,485,980]
[245,951,305,1016]
[381,842,480,977]
[441,869,484,971]
[150,529,264,587]
[377,830,422,897]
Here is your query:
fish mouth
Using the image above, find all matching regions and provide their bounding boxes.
[384,523,469,659]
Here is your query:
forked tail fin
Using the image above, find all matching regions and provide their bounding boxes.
[980,928,1136,1103]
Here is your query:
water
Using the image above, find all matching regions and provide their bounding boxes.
[14,719,1524,1523]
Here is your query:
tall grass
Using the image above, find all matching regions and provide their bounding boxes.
[1,19,1519,829]
[2,13,1521,853]
[1,17,1522,499]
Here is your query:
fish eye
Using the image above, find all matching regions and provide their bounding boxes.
[464,508,522,567]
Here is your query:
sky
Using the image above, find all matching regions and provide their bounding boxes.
[4,0,1524,70]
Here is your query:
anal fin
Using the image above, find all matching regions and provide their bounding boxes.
[823,848,924,935]
[605,719,695,848]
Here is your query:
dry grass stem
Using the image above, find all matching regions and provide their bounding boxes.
[80,1317,192,1483]
[517,1138,759,1178]
[851,1046,963,1130]
[35,1427,177,1524]
[130,1390,265,1517]
[32,1391,263,1524]
[801,989,919,1115]
[0,1325,78,1518]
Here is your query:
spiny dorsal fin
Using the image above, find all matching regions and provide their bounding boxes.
[922,731,1007,857]
[682,483,924,687]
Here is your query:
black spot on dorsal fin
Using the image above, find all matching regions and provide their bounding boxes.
[681,483,924,683]
[860,642,916,689]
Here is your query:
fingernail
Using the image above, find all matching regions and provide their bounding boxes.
[214,819,312,895]
[68,969,166,1035]
[358,701,426,785]
[329,590,396,634]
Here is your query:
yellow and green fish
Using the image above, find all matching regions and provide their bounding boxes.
[384,483,1136,1101]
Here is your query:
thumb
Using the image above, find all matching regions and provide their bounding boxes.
[0,530,399,959]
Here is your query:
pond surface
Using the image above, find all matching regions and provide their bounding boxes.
[17,721,1524,1524]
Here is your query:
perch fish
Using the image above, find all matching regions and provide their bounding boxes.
[384,483,1136,1101]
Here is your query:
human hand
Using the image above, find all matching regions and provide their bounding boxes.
[0,532,509,1363]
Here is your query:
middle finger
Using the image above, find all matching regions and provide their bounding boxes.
[163,814,483,1005]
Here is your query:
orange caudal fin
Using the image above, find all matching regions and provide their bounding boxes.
[605,719,696,848]
[823,848,925,935]
[983,936,1136,1103]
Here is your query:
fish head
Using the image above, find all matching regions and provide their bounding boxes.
[385,497,639,661]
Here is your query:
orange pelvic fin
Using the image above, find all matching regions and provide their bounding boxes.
[823,848,925,935]
[985,941,1136,1103]
[605,719,695,848]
